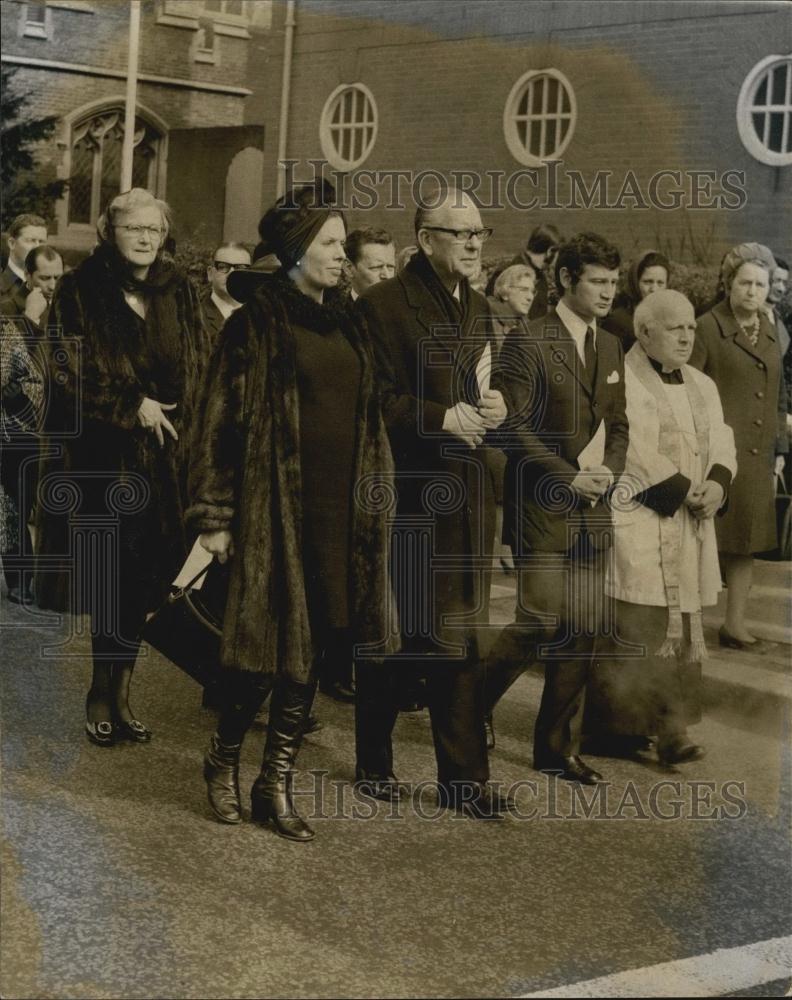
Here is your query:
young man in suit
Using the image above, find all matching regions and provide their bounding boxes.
[488,232,628,784]
[0,215,48,297]
[344,227,396,301]
[355,187,510,818]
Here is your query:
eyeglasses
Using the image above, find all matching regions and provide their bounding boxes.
[420,226,493,244]
[212,261,251,273]
[114,224,165,239]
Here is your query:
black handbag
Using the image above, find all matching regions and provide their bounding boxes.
[141,558,229,687]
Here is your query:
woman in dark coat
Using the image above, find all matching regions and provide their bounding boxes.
[691,242,787,649]
[35,188,208,746]
[601,249,670,348]
[187,181,397,842]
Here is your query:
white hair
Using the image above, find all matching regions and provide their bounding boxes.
[96,187,171,244]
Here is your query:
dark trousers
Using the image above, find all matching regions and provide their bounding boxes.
[0,435,38,592]
[355,651,489,785]
[585,601,699,740]
[485,542,607,761]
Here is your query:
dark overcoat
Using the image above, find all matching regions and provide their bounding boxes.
[186,278,398,682]
[494,311,629,554]
[0,265,22,297]
[691,299,787,555]
[357,262,496,657]
[199,288,227,343]
[34,250,208,614]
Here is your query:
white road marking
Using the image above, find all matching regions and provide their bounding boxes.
[518,935,792,997]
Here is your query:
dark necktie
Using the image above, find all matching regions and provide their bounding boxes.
[584,326,597,380]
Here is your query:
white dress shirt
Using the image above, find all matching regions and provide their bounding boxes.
[211,291,239,321]
[555,298,596,364]
[8,259,26,283]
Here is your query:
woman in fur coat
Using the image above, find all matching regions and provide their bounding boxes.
[187,181,397,843]
[35,188,208,747]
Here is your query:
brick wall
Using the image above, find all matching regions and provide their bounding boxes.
[3,0,789,265]
[2,0,253,91]
[251,0,791,266]
[1,0,268,243]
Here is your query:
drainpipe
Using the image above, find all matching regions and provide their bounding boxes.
[120,0,141,191]
[275,0,296,199]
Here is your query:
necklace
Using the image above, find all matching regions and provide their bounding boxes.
[738,312,760,348]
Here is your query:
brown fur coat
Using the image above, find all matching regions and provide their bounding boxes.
[34,246,208,614]
[186,275,398,681]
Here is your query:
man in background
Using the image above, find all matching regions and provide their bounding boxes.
[1,245,62,604]
[201,242,251,341]
[344,227,395,301]
[1,214,48,296]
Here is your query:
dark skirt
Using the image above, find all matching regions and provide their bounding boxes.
[294,322,362,639]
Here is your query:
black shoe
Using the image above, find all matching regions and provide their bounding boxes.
[657,740,706,766]
[484,713,495,751]
[437,782,506,820]
[319,679,356,703]
[114,719,153,743]
[6,586,33,605]
[487,785,520,814]
[718,627,770,652]
[85,720,115,747]
[203,735,242,824]
[355,769,409,802]
[534,754,604,785]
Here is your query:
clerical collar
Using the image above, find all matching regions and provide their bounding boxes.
[648,355,684,384]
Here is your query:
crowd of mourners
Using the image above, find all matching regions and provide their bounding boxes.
[1,185,789,839]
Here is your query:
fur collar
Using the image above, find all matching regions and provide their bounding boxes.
[255,270,349,334]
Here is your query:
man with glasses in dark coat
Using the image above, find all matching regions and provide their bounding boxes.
[355,187,509,819]
[201,242,251,342]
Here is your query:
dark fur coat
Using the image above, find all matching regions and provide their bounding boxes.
[34,247,208,614]
[186,275,398,681]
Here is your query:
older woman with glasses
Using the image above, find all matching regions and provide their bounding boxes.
[35,187,208,746]
[691,242,787,649]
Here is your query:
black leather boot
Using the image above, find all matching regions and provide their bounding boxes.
[203,734,242,824]
[250,678,316,842]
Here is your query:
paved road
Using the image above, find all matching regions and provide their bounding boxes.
[1,589,790,999]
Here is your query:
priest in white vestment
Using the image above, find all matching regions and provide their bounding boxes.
[585,290,737,765]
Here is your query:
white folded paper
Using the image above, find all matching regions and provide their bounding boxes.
[577,419,606,470]
[172,538,213,590]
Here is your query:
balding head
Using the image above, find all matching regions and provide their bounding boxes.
[414,186,488,289]
[416,187,478,230]
[634,289,696,369]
